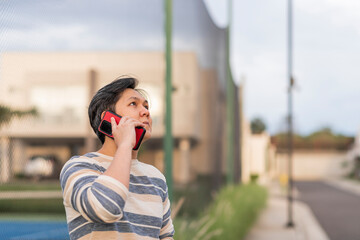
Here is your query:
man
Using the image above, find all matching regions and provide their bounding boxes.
[60,76,174,239]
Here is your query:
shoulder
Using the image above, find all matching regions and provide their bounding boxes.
[61,154,93,170]
[60,153,108,178]
[64,152,110,166]
[137,161,166,182]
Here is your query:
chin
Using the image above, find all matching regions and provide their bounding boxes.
[143,131,152,141]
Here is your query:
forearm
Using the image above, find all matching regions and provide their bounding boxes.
[103,144,132,189]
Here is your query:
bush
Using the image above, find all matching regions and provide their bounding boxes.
[174,183,267,240]
[0,181,64,214]
[250,173,259,183]
[0,181,61,191]
[0,199,65,213]
[174,175,214,218]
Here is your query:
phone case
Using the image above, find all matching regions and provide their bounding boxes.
[98,111,146,150]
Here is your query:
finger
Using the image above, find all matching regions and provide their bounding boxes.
[137,122,147,128]
[120,117,146,128]
[121,116,138,124]
[110,117,116,128]
[132,119,146,128]
[119,116,129,124]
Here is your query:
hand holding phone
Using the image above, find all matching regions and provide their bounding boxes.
[98,111,146,150]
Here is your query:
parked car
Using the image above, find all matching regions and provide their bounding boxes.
[24,155,59,179]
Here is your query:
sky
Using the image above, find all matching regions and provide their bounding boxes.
[0,0,359,136]
[205,0,360,136]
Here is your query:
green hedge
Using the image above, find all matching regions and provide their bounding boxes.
[174,183,267,240]
[0,182,64,214]
[0,181,61,191]
[0,198,65,213]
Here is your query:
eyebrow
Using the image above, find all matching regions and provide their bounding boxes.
[127,96,148,104]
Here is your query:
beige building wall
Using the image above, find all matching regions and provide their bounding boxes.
[241,119,251,183]
[240,117,276,183]
[276,150,351,180]
[191,69,218,175]
[1,52,201,138]
[347,129,360,161]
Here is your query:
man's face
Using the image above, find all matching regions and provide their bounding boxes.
[114,88,152,141]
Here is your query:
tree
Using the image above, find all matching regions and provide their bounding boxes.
[271,126,354,150]
[0,104,38,128]
[0,104,38,183]
[251,117,267,134]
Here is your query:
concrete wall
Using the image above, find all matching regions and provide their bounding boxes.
[347,129,360,161]
[276,150,351,180]
[241,119,276,183]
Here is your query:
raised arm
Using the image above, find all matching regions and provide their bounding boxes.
[60,159,129,223]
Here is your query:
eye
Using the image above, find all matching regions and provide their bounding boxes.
[144,104,149,110]
[129,102,137,106]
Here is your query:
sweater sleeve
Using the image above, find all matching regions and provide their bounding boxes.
[60,159,129,223]
[159,186,175,239]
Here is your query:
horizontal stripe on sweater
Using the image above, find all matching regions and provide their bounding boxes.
[70,217,162,239]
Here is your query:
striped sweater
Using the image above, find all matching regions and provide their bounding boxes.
[60,152,174,240]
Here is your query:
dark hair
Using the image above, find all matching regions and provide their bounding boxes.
[88,76,138,144]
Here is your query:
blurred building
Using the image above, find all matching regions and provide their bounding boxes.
[0,51,226,185]
[0,50,278,186]
[0,0,232,184]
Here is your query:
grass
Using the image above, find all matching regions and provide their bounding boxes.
[0,180,61,191]
[0,180,64,214]
[174,183,267,240]
[0,198,65,213]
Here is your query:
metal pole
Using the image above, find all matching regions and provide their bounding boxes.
[164,0,173,202]
[226,0,234,185]
[286,0,295,228]
[85,69,97,153]
[237,80,245,184]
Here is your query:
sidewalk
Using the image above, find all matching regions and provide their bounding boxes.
[245,181,329,240]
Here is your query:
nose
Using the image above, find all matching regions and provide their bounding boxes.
[140,105,150,117]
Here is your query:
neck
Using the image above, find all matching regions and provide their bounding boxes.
[97,137,138,159]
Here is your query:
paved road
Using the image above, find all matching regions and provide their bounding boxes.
[295,181,360,240]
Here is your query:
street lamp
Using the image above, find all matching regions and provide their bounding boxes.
[286,0,295,228]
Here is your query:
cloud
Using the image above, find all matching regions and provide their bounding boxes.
[297,0,360,35]
[0,0,165,51]
[292,0,360,134]
[3,24,91,50]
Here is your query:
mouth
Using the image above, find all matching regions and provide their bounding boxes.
[142,121,150,126]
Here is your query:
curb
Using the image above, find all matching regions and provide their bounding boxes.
[245,181,329,240]
[294,200,329,240]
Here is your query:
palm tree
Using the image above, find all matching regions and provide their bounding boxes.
[0,104,38,182]
[0,104,38,128]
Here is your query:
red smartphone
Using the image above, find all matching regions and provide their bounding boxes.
[98,111,146,150]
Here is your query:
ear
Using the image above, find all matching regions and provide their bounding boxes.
[100,111,107,119]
